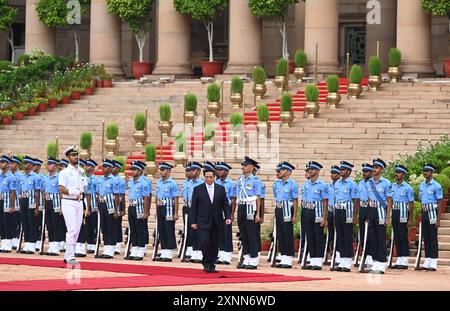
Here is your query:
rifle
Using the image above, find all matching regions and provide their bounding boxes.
[94,208,101,258]
[387,226,395,268]
[16,225,23,254]
[179,212,189,261]
[323,228,329,265]
[330,227,338,270]
[358,222,369,272]
[300,234,308,267]
[124,218,132,259]
[39,208,46,255]
[236,232,244,268]
[414,221,423,270]
[176,229,183,258]
[151,219,160,261]
[353,225,361,267]
[297,222,303,263]
[268,218,278,267]
[266,218,275,262]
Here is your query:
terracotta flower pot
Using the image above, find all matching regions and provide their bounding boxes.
[102,80,112,88]
[62,96,71,104]
[289,61,295,74]
[93,79,98,88]
[261,240,270,252]
[84,87,94,95]
[71,91,81,100]
[27,107,37,116]
[443,59,450,78]
[37,103,47,112]
[14,112,24,120]
[132,61,153,79]
[294,239,300,253]
[201,61,224,77]
[48,99,59,108]
[408,227,417,242]
[1,117,12,125]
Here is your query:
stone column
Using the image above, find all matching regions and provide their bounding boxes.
[90,0,124,76]
[304,0,340,75]
[294,1,306,51]
[152,0,192,75]
[25,0,55,55]
[305,0,340,75]
[224,0,262,74]
[365,0,396,72]
[396,0,435,76]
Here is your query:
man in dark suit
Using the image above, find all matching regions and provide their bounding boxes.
[191,167,231,273]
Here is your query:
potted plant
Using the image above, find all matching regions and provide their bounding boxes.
[47,93,59,108]
[101,73,113,88]
[347,64,363,99]
[326,75,341,109]
[305,84,319,118]
[82,80,94,95]
[12,106,26,121]
[158,104,173,137]
[105,122,119,157]
[80,131,93,160]
[133,112,147,147]
[71,86,84,100]
[173,132,187,167]
[230,77,244,109]
[25,103,37,116]
[203,123,216,157]
[184,92,197,127]
[46,141,58,159]
[256,104,270,138]
[35,97,48,112]
[207,83,221,118]
[229,113,243,147]
[0,110,13,125]
[368,56,382,91]
[275,58,289,92]
[294,49,307,83]
[144,144,158,177]
[388,48,401,83]
[174,0,228,77]
[252,66,267,100]
[279,92,293,127]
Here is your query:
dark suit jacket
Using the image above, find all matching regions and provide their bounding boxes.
[190,183,231,229]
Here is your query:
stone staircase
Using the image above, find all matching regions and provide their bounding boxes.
[1,78,450,264]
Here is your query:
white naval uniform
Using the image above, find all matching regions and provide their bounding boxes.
[58,164,87,262]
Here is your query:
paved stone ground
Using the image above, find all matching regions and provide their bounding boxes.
[1,252,449,291]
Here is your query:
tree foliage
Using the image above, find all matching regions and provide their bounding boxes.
[248,0,298,22]
[0,0,17,33]
[421,0,450,16]
[107,0,153,35]
[36,0,90,28]
[173,0,228,23]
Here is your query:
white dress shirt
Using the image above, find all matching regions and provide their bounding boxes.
[206,183,214,203]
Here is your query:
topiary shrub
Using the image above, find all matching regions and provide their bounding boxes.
[294,49,307,68]
[349,64,363,84]
[184,92,197,111]
[159,104,171,121]
[276,58,288,76]
[114,156,126,173]
[145,144,156,162]
[47,142,58,158]
[389,48,401,67]
[252,66,266,85]
[80,131,93,149]
[204,123,216,141]
[280,92,292,111]
[175,132,186,152]
[257,104,269,122]
[134,113,146,131]
[368,56,382,76]
[231,76,244,93]
[106,122,119,140]
[207,83,221,102]
[326,75,339,93]
[230,113,243,129]
[305,84,319,102]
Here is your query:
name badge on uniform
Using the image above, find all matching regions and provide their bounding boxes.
[246,183,252,190]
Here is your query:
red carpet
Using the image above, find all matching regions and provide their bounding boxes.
[0,257,329,291]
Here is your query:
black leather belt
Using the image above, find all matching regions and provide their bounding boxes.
[62,198,78,201]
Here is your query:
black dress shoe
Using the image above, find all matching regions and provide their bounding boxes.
[245,265,257,270]
[275,264,284,268]
[236,263,247,269]
[340,268,351,272]
[133,257,144,261]
[101,255,113,259]
[398,265,408,270]
[426,268,436,272]
[20,250,29,254]
[124,256,136,260]
[311,266,322,270]
[161,258,172,262]
[222,261,230,265]
[369,270,384,274]
[154,257,163,261]
[281,265,292,269]
[75,253,86,258]
[87,250,95,254]
[194,259,202,264]
[391,265,400,269]
[216,260,223,264]
[417,267,429,271]
[301,265,312,270]
[1,250,11,253]
[330,267,342,272]
[114,251,121,255]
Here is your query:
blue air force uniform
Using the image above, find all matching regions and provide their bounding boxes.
[155,162,179,260]
[85,159,99,253]
[333,161,359,270]
[0,155,16,252]
[180,162,193,259]
[419,163,443,270]
[215,162,236,264]
[357,163,374,263]
[302,161,329,268]
[112,162,127,253]
[273,162,298,267]
[390,164,414,268]
[326,165,340,255]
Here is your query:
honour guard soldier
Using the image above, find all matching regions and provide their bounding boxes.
[273,162,298,268]
[215,161,236,265]
[85,159,99,253]
[366,158,391,274]
[97,159,119,259]
[181,162,193,260]
[112,160,127,255]
[33,158,45,252]
[253,164,265,265]
[75,159,89,257]
[300,164,311,258]
[141,171,152,254]
[326,165,340,260]
[18,156,41,254]
[0,156,16,253]
[155,162,179,261]
[42,157,63,256]
[126,161,151,260]
[332,161,359,272]
[10,156,22,250]
[357,163,374,267]
[418,163,442,271]
[58,146,87,264]
[188,162,205,263]
[390,164,414,269]
[301,161,328,270]
[234,156,262,269]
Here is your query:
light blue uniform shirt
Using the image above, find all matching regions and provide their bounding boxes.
[273,178,298,201]
[334,178,359,202]
[327,181,338,208]
[155,177,179,199]
[358,179,371,203]
[367,177,392,202]
[98,174,118,197]
[390,181,414,203]
[86,175,98,195]
[114,174,126,195]
[43,173,59,193]
[0,171,15,193]
[302,178,328,202]
[18,171,40,193]
[216,177,236,201]
[255,176,266,199]
[419,179,443,204]
[236,174,261,200]
[128,176,151,200]
[182,179,190,204]
[188,178,204,201]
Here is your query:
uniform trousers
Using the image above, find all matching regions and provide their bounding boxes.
[156,205,176,250]
[367,206,387,263]
[275,207,294,256]
[237,204,259,258]
[392,210,409,257]
[327,211,334,252]
[182,206,193,249]
[98,202,116,247]
[13,210,21,239]
[44,200,56,243]
[86,211,98,245]
[335,209,354,258]
[61,198,83,260]
[219,222,233,253]
[359,207,371,256]
[300,206,308,252]
[304,208,325,259]
[1,200,14,240]
[422,211,438,259]
[115,202,124,244]
[128,206,146,248]
[20,199,37,243]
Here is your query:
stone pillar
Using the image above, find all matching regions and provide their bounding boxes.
[294,1,306,51]
[304,0,340,75]
[365,0,396,72]
[224,0,262,74]
[153,0,192,75]
[396,0,434,76]
[90,0,124,76]
[25,0,55,55]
